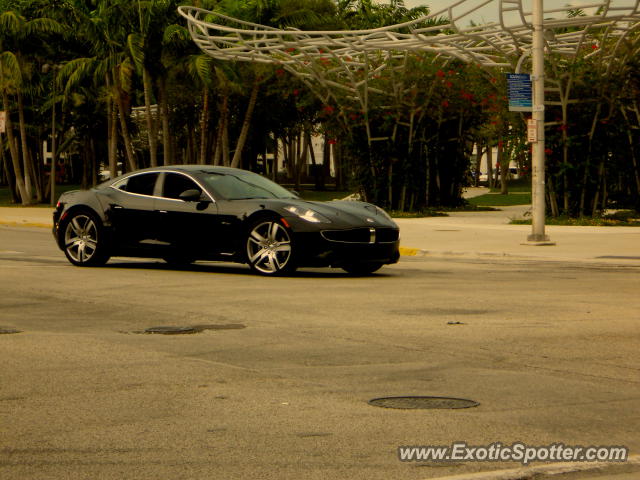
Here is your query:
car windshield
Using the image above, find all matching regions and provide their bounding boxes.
[200,171,297,200]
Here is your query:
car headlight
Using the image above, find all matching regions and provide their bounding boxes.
[375,206,393,221]
[284,205,331,223]
[364,204,393,221]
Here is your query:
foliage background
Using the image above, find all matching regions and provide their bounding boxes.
[0,0,638,215]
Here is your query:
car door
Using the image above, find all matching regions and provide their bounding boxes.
[153,172,220,257]
[107,172,161,252]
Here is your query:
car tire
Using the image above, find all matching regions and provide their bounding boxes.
[245,217,297,276]
[342,262,384,276]
[60,209,110,267]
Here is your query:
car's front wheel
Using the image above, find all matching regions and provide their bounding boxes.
[246,218,296,275]
[61,210,110,266]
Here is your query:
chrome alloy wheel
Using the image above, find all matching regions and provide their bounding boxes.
[64,214,99,264]
[246,220,293,274]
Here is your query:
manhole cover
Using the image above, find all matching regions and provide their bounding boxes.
[368,396,479,409]
[144,326,198,335]
[0,328,21,334]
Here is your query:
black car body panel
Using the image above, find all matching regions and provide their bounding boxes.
[53,166,400,274]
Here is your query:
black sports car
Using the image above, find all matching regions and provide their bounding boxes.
[53,166,400,275]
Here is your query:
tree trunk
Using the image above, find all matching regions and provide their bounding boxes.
[295,131,308,191]
[547,175,559,217]
[143,68,158,167]
[499,140,509,195]
[1,91,28,203]
[105,75,118,178]
[592,161,605,216]
[16,90,34,204]
[114,71,137,172]
[109,100,118,177]
[50,96,57,205]
[621,106,640,197]
[1,134,18,202]
[199,88,209,164]
[158,76,171,165]
[230,78,260,169]
[486,146,493,189]
[579,104,601,216]
[334,141,343,191]
[474,141,483,187]
[424,143,430,207]
[219,96,230,166]
[272,135,279,181]
[91,138,98,186]
[319,133,330,190]
[212,118,222,166]
[387,161,393,206]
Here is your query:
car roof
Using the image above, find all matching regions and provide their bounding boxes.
[100,165,253,188]
[131,165,247,175]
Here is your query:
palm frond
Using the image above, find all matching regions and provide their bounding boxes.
[0,11,22,35]
[57,57,96,94]
[185,54,214,87]
[26,18,65,36]
[0,51,22,86]
[127,33,145,71]
[162,24,190,45]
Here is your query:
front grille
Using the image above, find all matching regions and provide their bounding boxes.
[321,227,399,244]
[376,228,400,243]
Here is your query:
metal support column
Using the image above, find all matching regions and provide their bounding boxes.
[527,0,553,244]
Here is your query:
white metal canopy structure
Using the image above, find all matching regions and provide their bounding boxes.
[178,1,640,84]
[178,0,640,241]
[177,0,640,139]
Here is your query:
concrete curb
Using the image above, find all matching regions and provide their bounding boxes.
[423,454,640,480]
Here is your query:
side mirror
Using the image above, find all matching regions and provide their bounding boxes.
[179,189,203,202]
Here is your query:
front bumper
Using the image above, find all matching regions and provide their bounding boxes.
[294,228,400,267]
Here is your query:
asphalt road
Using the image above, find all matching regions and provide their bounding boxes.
[1,225,639,480]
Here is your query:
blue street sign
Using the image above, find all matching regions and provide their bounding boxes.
[507,73,533,112]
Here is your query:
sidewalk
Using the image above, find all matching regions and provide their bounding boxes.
[396,203,640,265]
[1,203,639,265]
[0,206,53,228]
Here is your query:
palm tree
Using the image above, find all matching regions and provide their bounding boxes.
[0,51,28,203]
[58,0,140,174]
[0,7,63,204]
[128,0,190,167]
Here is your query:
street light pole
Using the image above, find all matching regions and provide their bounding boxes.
[528,0,552,243]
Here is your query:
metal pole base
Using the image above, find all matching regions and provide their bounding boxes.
[524,233,555,245]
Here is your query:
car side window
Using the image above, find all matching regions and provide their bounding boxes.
[162,173,202,200]
[118,173,159,196]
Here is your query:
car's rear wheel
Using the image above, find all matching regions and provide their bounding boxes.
[246,218,296,275]
[342,262,384,275]
[61,210,110,266]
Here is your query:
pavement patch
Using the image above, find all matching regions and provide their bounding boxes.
[144,326,199,335]
[134,324,247,335]
[0,327,22,334]
[369,396,479,410]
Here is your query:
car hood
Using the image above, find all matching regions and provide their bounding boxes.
[273,199,398,228]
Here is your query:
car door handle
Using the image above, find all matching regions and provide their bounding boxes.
[156,210,168,214]
[111,204,124,209]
